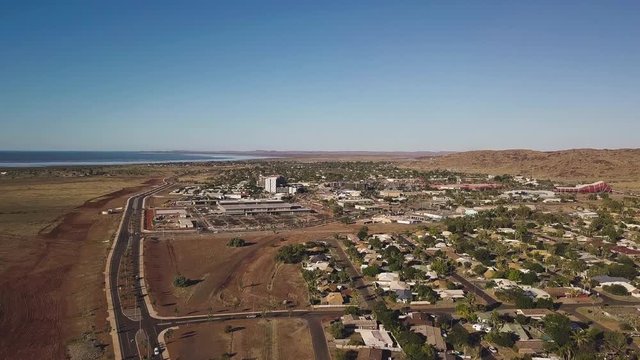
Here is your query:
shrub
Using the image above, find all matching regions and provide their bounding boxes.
[173,275,191,288]
[227,237,246,247]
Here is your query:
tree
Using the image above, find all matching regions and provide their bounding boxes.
[415,285,440,303]
[603,331,627,356]
[571,329,593,350]
[275,244,306,263]
[369,237,382,249]
[334,350,358,360]
[344,305,360,316]
[473,264,488,276]
[543,313,572,347]
[431,257,454,276]
[486,331,516,348]
[329,321,347,339]
[362,265,381,277]
[473,248,494,266]
[448,324,470,349]
[357,226,369,240]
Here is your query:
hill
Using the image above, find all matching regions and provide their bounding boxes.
[404,148,640,190]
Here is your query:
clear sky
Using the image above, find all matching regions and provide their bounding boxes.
[1,1,639,152]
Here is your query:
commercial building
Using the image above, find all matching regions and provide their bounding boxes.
[217,199,312,215]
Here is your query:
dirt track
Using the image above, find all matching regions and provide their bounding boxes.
[0,179,159,359]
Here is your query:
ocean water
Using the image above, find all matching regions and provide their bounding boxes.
[0,151,260,167]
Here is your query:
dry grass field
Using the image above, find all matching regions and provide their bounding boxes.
[0,175,157,359]
[144,232,311,316]
[0,177,150,237]
[166,318,314,360]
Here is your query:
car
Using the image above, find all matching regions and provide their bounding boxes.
[488,346,497,354]
[153,347,160,356]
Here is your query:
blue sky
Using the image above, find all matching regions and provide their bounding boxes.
[1,1,639,151]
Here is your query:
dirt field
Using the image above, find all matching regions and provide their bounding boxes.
[145,232,311,316]
[166,318,314,360]
[0,176,158,359]
[145,222,421,316]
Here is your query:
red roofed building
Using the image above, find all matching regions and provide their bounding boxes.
[555,181,612,193]
[611,246,640,257]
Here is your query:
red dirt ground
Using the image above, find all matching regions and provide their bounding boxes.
[166,318,314,360]
[0,178,159,359]
[144,222,421,317]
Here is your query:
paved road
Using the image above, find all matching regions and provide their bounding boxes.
[329,238,378,309]
[307,315,331,360]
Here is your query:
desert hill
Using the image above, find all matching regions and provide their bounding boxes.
[404,148,640,190]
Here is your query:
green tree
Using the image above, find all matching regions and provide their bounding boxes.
[362,265,381,277]
[344,306,360,316]
[603,331,627,356]
[543,313,572,347]
[431,257,454,276]
[329,321,347,339]
[357,226,369,240]
[275,244,306,263]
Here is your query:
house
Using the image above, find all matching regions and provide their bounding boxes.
[412,324,446,351]
[493,278,519,289]
[611,246,640,257]
[516,308,554,320]
[544,287,589,299]
[592,275,631,284]
[341,315,378,330]
[436,289,465,299]
[322,292,344,306]
[304,261,333,273]
[375,272,400,290]
[522,286,551,300]
[500,323,530,340]
[516,339,547,355]
[395,289,412,303]
[359,348,384,360]
[356,325,396,349]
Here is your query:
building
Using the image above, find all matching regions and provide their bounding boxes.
[356,326,396,349]
[217,199,312,215]
[178,218,194,229]
[515,308,554,320]
[412,324,446,351]
[341,315,378,330]
[322,292,344,305]
[516,339,547,355]
[258,175,286,193]
[555,181,612,193]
